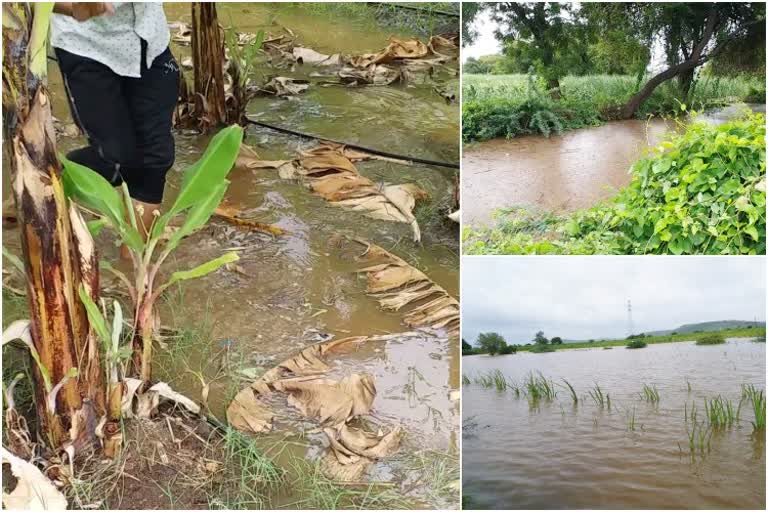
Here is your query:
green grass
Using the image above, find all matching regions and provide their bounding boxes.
[285,457,411,510]
[626,340,648,349]
[640,384,660,403]
[473,370,511,392]
[461,374,471,385]
[502,327,766,352]
[684,420,713,457]
[399,448,459,509]
[626,406,637,432]
[463,73,764,142]
[695,333,726,345]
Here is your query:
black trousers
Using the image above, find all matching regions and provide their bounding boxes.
[55,42,179,204]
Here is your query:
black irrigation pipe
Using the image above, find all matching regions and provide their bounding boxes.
[367,2,460,18]
[245,116,460,170]
[45,55,459,170]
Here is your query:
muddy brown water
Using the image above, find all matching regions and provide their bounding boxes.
[462,104,765,227]
[462,339,766,510]
[2,3,459,508]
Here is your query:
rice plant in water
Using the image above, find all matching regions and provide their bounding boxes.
[561,378,578,405]
[588,383,609,409]
[626,406,637,432]
[703,396,740,428]
[461,374,471,386]
[684,421,713,458]
[525,372,556,403]
[742,384,766,430]
[640,384,660,403]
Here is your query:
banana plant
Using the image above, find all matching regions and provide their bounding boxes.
[3,2,107,451]
[62,124,244,384]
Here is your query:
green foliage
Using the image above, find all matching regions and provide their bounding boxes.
[696,334,726,345]
[461,338,474,355]
[462,73,763,142]
[550,336,563,345]
[525,372,556,403]
[626,340,647,349]
[465,112,766,255]
[703,396,740,428]
[742,384,766,430]
[476,332,507,356]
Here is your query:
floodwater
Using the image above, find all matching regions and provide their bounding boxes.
[462,103,766,227]
[2,3,459,509]
[463,339,766,510]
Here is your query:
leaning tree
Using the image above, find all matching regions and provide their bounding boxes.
[606,2,766,118]
[2,3,120,455]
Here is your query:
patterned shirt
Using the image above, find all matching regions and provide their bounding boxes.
[51,2,170,78]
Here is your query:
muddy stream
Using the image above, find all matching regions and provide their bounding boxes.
[2,3,459,508]
[463,104,766,227]
[463,340,766,509]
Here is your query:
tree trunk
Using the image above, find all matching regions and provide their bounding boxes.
[190,2,226,132]
[621,6,720,119]
[546,77,561,100]
[2,3,112,454]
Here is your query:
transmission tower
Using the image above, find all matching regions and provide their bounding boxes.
[627,299,634,337]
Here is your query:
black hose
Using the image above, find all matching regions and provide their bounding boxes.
[367,2,460,18]
[245,117,460,170]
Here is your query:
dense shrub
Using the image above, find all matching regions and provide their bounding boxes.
[464,112,766,255]
[626,340,648,349]
[696,334,726,345]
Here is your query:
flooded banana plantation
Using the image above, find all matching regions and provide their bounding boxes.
[2,2,459,509]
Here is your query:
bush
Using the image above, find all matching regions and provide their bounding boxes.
[464,112,766,255]
[500,344,518,355]
[626,340,648,349]
[696,333,726,345]
[530,344,556,353]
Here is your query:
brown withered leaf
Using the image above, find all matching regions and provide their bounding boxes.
[346,38,430,68]
[348,238,459,337]
[321,424,403,481]
[260,77,310,97]
[295,145,427,241]
[274,373,376,426]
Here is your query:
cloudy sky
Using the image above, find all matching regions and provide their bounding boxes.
[462,257,766,344]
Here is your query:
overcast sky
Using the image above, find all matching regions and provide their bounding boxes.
[462,257,766,344]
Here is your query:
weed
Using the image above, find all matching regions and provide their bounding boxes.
[627,406,637,431]
[473,370,509,392]
[400,448,460,509]
[462,374,471,386]
[685,420,713,457]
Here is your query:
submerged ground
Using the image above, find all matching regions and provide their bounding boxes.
[463,339,766,509]
[2,3,459,509]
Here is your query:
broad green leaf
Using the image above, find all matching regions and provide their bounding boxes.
[78,286,111,349]
[152,125,243,238]
[164,181,229,252]
[745,225,760,242]
[60,154,144,251]
[166,252,239,287]
[86,218,108,236]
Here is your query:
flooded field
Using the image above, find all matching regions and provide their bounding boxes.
[463,340,766,509]
[462,103,765,227]
[2,2,459,509]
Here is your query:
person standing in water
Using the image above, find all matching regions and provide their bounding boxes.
[52,2,179,255]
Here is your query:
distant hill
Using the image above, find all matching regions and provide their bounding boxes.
[645,320,765,336]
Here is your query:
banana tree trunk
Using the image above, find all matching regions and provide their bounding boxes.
[190,2,227,131]
[2,3,112,453]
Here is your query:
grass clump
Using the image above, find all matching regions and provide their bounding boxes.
[473,369,510,392]
[703,396,740,428]
[742,384,766,430]
[626,340,648,349]
[696,333,726,345]
[525,372,556,402]
[640,384,660,402]
[463,112,766,255]
[626,406,637,432]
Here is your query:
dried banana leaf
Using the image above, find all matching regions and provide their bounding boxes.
[296,145,427,241]
[349,238,459,337]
